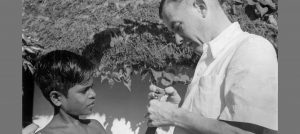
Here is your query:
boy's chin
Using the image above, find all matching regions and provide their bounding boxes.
[79,111,95,119]
[82,109,94,115]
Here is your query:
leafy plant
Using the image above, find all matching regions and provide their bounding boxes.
[22,0,278,91]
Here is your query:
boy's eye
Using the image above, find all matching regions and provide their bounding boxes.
[80,87,90,94]
[80,88,88,94]
[80,84,94,94]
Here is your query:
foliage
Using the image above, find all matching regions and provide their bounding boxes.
[223,0,278,48]
[22,34,44,74]
[22,0,278,90]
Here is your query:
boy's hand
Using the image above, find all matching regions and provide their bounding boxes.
[22,123,39,134]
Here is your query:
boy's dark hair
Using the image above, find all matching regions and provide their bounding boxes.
[34,50,96,103]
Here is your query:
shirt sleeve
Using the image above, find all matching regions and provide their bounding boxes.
[218,35,278,130]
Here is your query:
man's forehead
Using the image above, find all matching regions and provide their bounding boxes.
[164,0,191,8]
[162,0,190,17]
[161,1,183,22]
[164,0,181,9]
[162,1,177,18]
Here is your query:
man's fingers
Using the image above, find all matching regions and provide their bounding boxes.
[149,99,159,106]
[160,95,168,101]
[148,92,167,100]
[150,85,178,96]
[148,92,157,100]
[164,86,177,95]
[165,87,181,104]
[165,87,180,98]
[149,85,181,102]
[149,84,165,94]
[149,84,158,92]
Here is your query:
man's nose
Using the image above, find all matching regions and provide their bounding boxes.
[175,34,184,45]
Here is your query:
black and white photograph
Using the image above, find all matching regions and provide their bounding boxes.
[21,0,278,134]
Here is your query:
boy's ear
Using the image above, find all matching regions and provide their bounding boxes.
[49,91,64,107]
[193,0,207,18]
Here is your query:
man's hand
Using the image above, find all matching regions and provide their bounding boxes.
[148,85,181,105]
[146,85,181,127]
[146,100,178,127]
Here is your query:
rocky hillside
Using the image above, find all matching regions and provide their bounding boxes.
[222,0,278,48]
[22,0,278,88]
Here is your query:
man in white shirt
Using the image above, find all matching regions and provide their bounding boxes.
[146,0,278,134]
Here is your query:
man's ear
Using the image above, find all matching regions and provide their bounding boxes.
[49,91,64,107]
[193,0,207,18]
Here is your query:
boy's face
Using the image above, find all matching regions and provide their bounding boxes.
[61,78,96,116]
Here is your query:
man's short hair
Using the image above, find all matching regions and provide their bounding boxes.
[158,0,224,19]
[34,50,96,102]
[159,0,167,19]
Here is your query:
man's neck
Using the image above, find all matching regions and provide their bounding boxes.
[205,11,232,43]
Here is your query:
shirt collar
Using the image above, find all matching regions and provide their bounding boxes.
[205,22,243,59]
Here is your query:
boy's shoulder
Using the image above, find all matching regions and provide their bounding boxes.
[35,128,57,134]
[87,119,106,134]
[35,119,106,134]
[35,124,67,134]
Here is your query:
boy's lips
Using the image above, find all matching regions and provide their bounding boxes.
[88,101,95,107]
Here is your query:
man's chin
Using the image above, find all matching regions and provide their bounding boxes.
[186,42,202,53]
[186,41,197,47]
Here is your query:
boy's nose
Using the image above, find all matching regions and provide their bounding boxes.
[88,88,96,99]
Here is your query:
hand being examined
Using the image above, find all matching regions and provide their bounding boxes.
[146,84,181,127]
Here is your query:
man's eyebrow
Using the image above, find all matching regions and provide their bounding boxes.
[170,21,181,31]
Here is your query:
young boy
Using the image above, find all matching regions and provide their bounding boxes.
[34,50,106,134]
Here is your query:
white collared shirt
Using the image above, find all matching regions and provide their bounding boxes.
[172,22,278,134]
